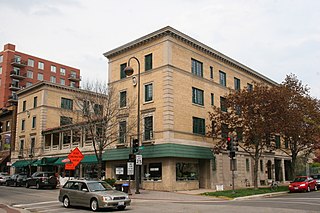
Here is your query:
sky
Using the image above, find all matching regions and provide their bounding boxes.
[1,0,319,98]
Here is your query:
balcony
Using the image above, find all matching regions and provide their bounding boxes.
[9,83,24,91]
[10,71,26,80]
[68,73,82,82]
[11,58,27,67]
[8,95,18,103]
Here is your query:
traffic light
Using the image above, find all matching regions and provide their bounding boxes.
[132,139,139,154]
[227,137,232,150]
[129,153,135,162]
[233,136,239,152]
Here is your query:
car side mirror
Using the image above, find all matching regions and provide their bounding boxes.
[82,188,88,192]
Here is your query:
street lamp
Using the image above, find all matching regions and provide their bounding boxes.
[124,56,141,194]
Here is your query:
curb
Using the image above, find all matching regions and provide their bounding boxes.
[0,204,30,213]
[233,191,289,201]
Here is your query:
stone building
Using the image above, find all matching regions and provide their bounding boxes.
[103,26,291,191]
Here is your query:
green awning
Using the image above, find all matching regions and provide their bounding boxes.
[12,160,35,168]
[82,155,98,164]
[53,157,68,165]
[103,143,214,161]
[31,159,42,166]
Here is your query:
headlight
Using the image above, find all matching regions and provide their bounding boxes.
[300,184,306,187]
[103,196,112,202]
[125,195,129,199]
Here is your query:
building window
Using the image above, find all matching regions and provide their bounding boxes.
[247,83,253,92]
[285,138,289,149]
[192,117,205,135]
[30,137,35,156]
[33,96,37,108]
[120,63,127,79]
[246,159,250,172]
[5,121,10,131]
[176,162,198,181]
[22,100,26,112]
[32,116,36,129]
[60,116,72,126]
[60,78,65,85]
[27,59,34,67]
[219,71,226,87]
[51,65,56,73]
[70,81,76,87]
[37,73,43,81]
[145,53,152,71]
[26,82,32,87]
[94,104,103,115]
[21,119,25,131]
[144,83,153,102]
[60,68,66,76]
[275,135,281,148]
[27,70,33,78]
[50,76,56,83]
[192,87,204,106]
[191,58,203,77]
[234,77,240,91]
[38,62,44,70]
[144,116,153,141]
[119,121,126,144]
[19,139,24,156]
[61,98,73,110]
[210,66,213,79]
[211,93,214,106]
[120,91,127,108]
[221,123,228,139]
[260,160,263,172]
[220,96,227,112]
[0,55,3,63]
[145,163,162,181]
[0,66,2,74]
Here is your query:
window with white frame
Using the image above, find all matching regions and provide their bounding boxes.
[60,68,66,75]
[60,78,65,85]
[27,59,34,67]
[38,62,44,70]
[37,73,43,80]
[143,115,153,141]
[0,55,3,63]
[51,65,56,73]
[27,70,33,78]
[144,83,153,102]
[50,76,56,83]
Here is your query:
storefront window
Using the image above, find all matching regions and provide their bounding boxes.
[115,164,130,181]
[144,163,162,181]
[176,162,199,181]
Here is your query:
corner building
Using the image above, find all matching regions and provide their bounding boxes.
[104,26,291,191]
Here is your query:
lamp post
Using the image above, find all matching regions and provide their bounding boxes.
[124,56,141,194]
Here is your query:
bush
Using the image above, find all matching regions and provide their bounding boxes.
[105,178,117,186]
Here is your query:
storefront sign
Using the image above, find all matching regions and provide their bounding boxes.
[116,167,124,175]
[127,162,134,175]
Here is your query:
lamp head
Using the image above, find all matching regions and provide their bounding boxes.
[124,66,134,76]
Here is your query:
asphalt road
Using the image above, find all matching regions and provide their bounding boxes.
[0,185,319,213]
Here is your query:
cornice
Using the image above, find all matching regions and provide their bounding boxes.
[103,26,277,86]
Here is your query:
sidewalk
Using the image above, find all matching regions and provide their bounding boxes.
[0,204,29,213]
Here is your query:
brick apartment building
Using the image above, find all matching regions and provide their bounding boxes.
[0,43,81,108]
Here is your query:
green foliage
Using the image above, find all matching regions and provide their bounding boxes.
[310,162,320,168]
[202,186,288,199]
[105,178,117,186]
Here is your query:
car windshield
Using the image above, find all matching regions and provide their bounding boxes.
[87,182,113,192]
[293,177,307,182]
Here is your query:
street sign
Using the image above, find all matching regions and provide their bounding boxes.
[68,147,84,167]
[65,163,75,170]
[139,146,144,150]
[127,162,134,175]
[136,155,142,165]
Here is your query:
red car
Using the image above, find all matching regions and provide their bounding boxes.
[289,176,318,192]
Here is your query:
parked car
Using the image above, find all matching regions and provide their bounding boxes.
[58,179,131,211]
[25,172,57,189]
[311,174,320,187]
[288,176,318,192]
[6,174,28,186]
[0,173,10,185]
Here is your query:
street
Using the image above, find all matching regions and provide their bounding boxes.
[0,185,319,213]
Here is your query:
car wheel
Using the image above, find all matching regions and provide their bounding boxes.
[90,199,99,212]
[117,206,126,210]
[25,182,29,188]
[307,186,311,192]
[36,183,41,189]
[63,196,70,208]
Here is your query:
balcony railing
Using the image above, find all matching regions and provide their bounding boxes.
[11,58,27,67]
[10,70,26,79]
[68,73,82,81]
[8,95,18,102]
[9,83,23,91]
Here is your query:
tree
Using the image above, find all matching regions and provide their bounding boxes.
[274,74,320,179]
[63,81,135,179]
[208,83,278,189]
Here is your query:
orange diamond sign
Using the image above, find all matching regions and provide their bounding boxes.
[68,147,84,167]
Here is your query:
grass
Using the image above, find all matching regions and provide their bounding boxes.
[202,186,289,199]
